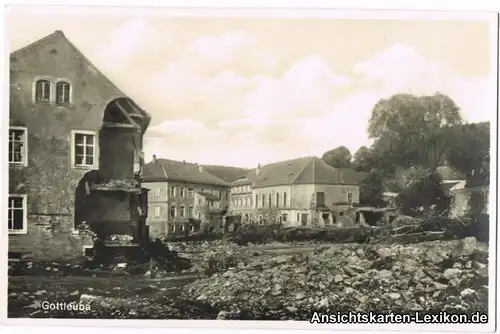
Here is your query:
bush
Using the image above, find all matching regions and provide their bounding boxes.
[205,252,239,276]
[226,225,371,245]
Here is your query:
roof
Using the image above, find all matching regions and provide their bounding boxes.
[201,165,249,183]
[231,176,253,186]
[337,168,368,183]
[10,30,151,128]
[246,156,359,188]
[142,159,229,186]
[435,166,465,181]
[442,181,461,192]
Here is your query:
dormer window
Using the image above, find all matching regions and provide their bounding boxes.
[56,81,70,104]
[35,80,51,102]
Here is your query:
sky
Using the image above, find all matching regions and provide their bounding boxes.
[7,7,497,168]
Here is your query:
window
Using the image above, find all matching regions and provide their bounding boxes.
[9,127,27,166]
[180,187,185,197]
[214,190,220,198]
[35,79,51,102]
[347,192,353,204]
[255,194,258,208]
[180,225,185,232]
[225,192,229,200]
[268,194,271,207]
[170,186,176,197]
[197,198,202,205]
[296,213,300,222]
[8,195,27,234]
[56,81,70,104]
[188,206,193,217]
[156,187,161,197]
[261,194,265,208]
[170,205,176,218]
[276,193,280,207]
[170,224,175,232]
[283,213,288,222]
[71,131,97,168]
[283,192,287,207]
[180,205,185,218]
[154,205,160,218]
[187,188,194,197]
[190,225,195,232]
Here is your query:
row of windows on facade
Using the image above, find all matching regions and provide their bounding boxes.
[169,224,197,233]
[154,186,227,200]
[9,127,97,168]
[233,191,353,208]
[34,79,71,104]
[153,205,196,219]
[232,185,251,193]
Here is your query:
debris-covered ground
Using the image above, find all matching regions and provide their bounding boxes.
[8,237,489,320]
[183,237,489,320]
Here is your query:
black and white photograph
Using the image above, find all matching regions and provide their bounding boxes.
[1,3,498,332]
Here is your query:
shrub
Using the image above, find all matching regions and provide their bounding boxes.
[205,252,239,276]
[226,225,370,245]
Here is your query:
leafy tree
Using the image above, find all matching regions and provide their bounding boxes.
[256,206,282,225]
[397,173,451,217]
[359,169,386,207]
[384,166,431,194]
[322,146,352,168]
[446,122,490,187]
[368,93,462,171]
[352,146,373,172]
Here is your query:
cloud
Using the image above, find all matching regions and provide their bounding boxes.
[94,19,172,71]
[353,42,494,123]
[90,23,493,167]
[188,30,257,64]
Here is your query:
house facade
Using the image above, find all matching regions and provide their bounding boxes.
[229,178,254,222]
[8,30,150,260]
[142,157,230,237]
[223,157,361,227]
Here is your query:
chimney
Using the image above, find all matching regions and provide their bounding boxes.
[256,164,261,175]
[152,155,157,163]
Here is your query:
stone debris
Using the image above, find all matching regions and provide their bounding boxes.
[184,238,489,320]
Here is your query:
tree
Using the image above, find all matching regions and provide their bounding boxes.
[322,146,352,168]
[368,93,462,171]
[352,146,373,172]
[446,122,490,187]
[397,173,451,217]
[256,206,282,225]
[359,169,386,207]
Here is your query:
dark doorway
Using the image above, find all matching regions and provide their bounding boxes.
[301,213,308,226]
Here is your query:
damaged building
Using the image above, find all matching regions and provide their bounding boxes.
[8,30,151,261]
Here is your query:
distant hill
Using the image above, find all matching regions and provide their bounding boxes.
[202,165,250,183]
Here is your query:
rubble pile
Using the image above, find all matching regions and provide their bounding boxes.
[369,215,489,244]
[184,237,489,320]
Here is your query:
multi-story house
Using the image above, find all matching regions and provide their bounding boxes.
[230,156,360,227]
[142,157,230,237]
[229,178,254,222]
[8,30,150,260]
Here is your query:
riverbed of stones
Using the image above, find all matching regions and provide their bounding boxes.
[8,237,490,320]
[184,237,489,320]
